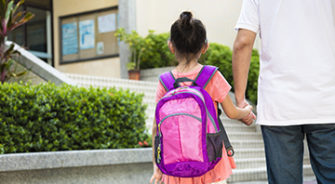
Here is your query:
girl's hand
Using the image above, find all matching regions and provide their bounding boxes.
[150,166,163,184]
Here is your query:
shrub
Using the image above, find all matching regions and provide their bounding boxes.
[200,43,233,85]
[116,29,175,70]
[200,43,260,104]
[140,31,176,69]
[246,50,260,104]
[0,82,148,154]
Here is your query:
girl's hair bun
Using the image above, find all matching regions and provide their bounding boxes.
[180,11,193,27]
[170,11,206,55]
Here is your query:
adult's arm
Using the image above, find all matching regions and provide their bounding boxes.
[232,29,257,125]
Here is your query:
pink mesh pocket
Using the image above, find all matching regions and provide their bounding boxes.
[161,114,203,165]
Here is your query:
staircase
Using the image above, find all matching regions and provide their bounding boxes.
[67,73,315,183]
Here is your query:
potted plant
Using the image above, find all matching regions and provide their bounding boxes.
[0,0,34,84]
[115,28,146,80]
[127,62,139,80]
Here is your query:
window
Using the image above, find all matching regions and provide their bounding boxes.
[7,1,53,64]
[59,7,119,64]
[27,7,47,53]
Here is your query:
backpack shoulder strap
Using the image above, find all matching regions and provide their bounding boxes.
[159,71,176,91]
[217,105,235,157]
[195,65,218,88]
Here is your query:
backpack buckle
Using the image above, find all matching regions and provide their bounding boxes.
[227,147,235,157]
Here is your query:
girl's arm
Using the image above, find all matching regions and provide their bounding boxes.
[151,120,158,166]
[220,94,252,120]
[150,119,163,184]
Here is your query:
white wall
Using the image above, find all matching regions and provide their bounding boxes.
[136,0,244,48]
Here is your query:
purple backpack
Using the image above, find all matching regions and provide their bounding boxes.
[154,65,234,177]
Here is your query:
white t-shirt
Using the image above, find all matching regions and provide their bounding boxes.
[235,0,335,126]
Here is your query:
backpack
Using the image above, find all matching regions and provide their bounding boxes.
[154,65,234,177]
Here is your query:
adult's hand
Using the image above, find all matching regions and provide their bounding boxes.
[237,99,256,126]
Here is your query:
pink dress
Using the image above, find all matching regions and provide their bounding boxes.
[155,65,236,184]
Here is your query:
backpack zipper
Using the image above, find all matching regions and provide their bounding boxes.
[158,90,218,132]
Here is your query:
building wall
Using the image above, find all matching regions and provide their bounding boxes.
[136,0,260,49]
[52,0,260,79]
[53,0,121,78]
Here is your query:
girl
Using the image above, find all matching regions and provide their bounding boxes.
[150,11,254,184]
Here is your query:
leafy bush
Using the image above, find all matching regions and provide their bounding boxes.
[140,31,176,69]
[116,29,175,70]
[200,43,260,104]
[246,50,260,104]
[200,43,233,85]
[0,82,148,154]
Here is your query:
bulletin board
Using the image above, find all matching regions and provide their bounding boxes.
[59,7,119,64]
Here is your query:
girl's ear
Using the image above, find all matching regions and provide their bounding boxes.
[201,42,209,54]
[168,41,175,54]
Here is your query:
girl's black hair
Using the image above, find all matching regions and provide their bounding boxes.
[170,11,207,56]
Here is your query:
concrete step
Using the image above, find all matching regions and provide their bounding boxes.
[229,167,267,182]
[235,149,311,161]
[234,148,265,159]
[235,157,311,170]
[143,100,156,107]
[145,106,156,113]
[228,165,314,183]
[225,124,257,132]
[229,176,317,184]
[235,158,266,169]
[231,140,264,149]
[67,73,158,92]
[72,80,157,91]
[227,132,262,140]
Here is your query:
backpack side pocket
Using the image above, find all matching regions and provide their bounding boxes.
[206,131,224,162]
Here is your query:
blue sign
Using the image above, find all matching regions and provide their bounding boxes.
[62,22,78,56]
[79,20,95,50]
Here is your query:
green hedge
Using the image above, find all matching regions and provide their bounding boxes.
[200,43,233,85]
[140,31,176,69]
[0,82,148,154]
[246,50,260,104]
[200,43,260,104]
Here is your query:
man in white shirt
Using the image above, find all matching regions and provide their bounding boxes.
[232,0,335,183]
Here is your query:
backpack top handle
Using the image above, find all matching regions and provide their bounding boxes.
[173,77,197,88]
